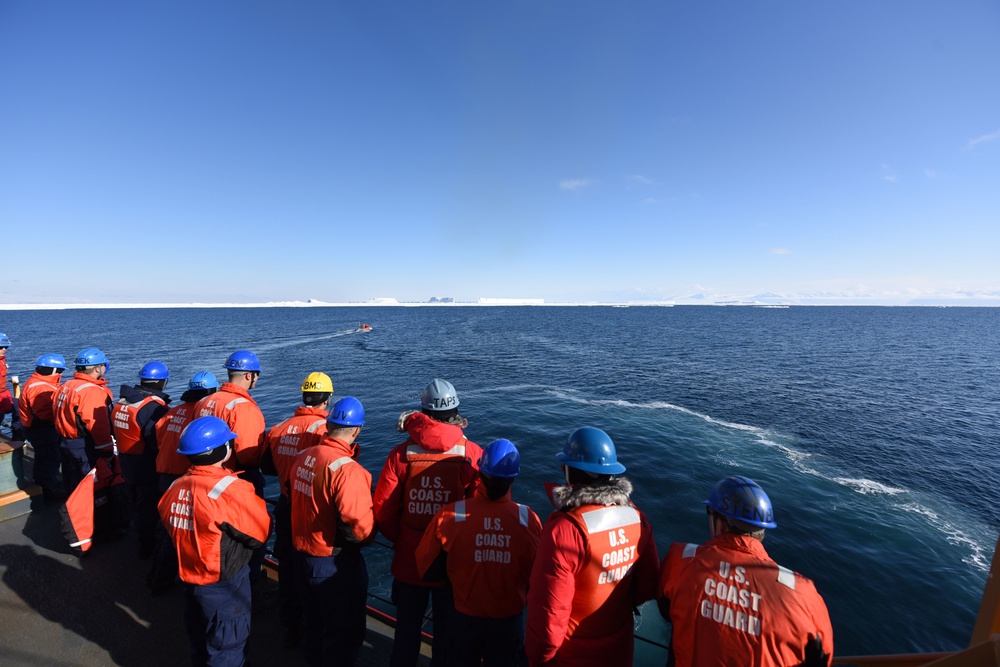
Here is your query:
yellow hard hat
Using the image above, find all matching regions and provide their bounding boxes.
[300,372,333,394]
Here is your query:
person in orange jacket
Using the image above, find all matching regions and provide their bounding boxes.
[155,372,221,488]
[112,361,171,560]
[261,371,333,648]
[416,438,542,667]
[657,476,834,667]
[195,349,269,583]
[158,415,271,667]
[290,396,375,667]
[148,371,221,596]
[18,353,67,502]
[526,427,660,667]
[53,347,115,494]
[0,333,13,428]
[373,378,484,667]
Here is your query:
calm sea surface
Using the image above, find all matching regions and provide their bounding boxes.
[2,305,998,658]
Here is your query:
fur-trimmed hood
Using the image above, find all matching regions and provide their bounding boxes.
[548,477,633,511]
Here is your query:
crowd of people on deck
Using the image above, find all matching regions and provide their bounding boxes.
[0,332,835,667]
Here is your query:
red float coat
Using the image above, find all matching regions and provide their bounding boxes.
[0,356,10,413]
[158,465,271,586]
[658,532,834,667]
[372,411,483,585]
[155,400,198,476]
[194,382,265,469]
[415,482,542,618]
[53,373,115,452]
[526,478,659,667]
[290,436,375,557]
[264,406,327,497]
[112,386,169,455]
[18,372,62,428]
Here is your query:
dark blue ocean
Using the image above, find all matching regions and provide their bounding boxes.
[2,305,997,660]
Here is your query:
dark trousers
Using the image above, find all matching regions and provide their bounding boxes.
[238,467,268,581]
[119,449,160,551]
[451,609,525,667]
[294,548,368,667]
[273,494,301,630]
[184,565,252,667]
[390,579,454,667]
[27,421,62,490]
[60,437,96,493]
[149,473,182,588]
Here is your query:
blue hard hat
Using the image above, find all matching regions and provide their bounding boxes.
[557,427,626,475]
[224,350,261,372]
[139,361,169,381]
[479,439,521,479]
[74,347,109,367]
[705,475,777,530]
[0,332,10,347]
[36,353,67,370]
[327,396,365,427]
[177,416,237,456]
[188,371,220,391]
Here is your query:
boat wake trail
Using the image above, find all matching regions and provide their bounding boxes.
[251,329,363,353]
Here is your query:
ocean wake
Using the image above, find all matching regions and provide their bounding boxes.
[507,385,993,573]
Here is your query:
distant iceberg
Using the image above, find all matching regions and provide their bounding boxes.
[476,298,545,305]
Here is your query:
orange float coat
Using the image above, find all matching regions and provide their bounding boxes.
[526,478,659,667]
[155,400,199,476]
[59,455,126,553]
[264,406,327,497]
[415,482,542,618]
[158,465,271,586]
[658,532,834,667]
[53,373,115,451]
[18,371,62,427]
[112,390,168,455]
[372,411,483,585]
[0,356,10,413]
[194,382,265,469]
[290,436,375,556]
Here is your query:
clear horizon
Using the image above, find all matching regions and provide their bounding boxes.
[2,2,998,305]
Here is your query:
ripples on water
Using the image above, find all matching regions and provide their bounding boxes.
[2,305,998,657]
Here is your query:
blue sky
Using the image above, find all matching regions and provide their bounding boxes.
[1,1,998,305]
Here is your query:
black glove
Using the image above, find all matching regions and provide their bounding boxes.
[797,635,829,667]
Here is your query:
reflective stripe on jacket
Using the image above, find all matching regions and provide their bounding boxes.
[155,401,197,476]
[373,411,482,585]
[194,382,265,468]
[53,373,115,449]
[112,392,167,455]
[526,482,659,667]
[416,483,542,617]
[290,436,374,557]
[658,532,834,667]
[158,465,270,586]
[265,406,327,496]
[18,372,61,428]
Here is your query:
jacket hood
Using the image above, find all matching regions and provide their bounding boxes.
[548,477,633,511]
[404,411,467,452]
[119,383,170,403]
